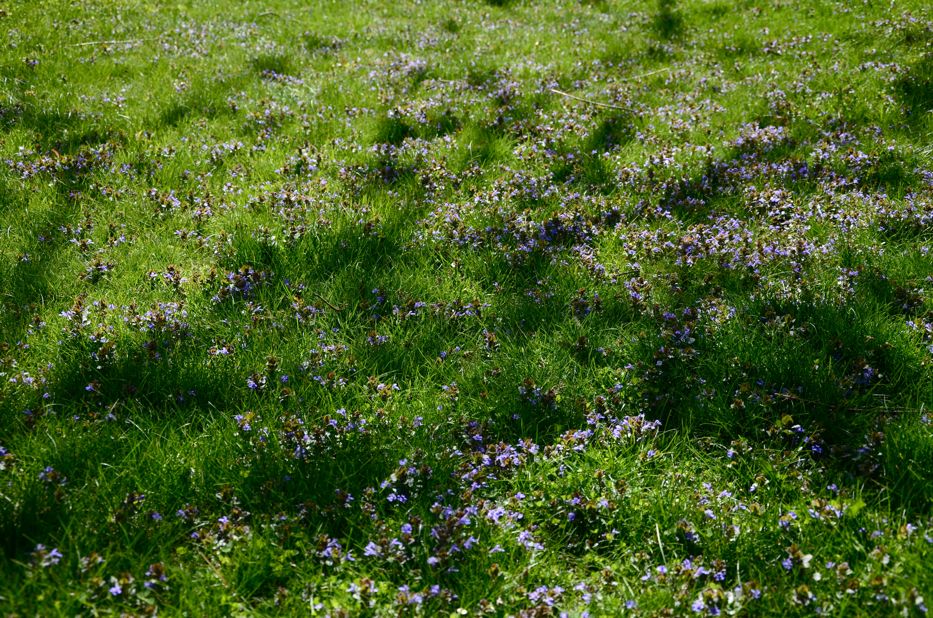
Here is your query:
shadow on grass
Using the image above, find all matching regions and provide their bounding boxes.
[643,293,929,462]
[653,0,684,40]
[0,185,82,346]
[895,54,933,128]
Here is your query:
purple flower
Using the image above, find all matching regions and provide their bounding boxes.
[363,541,381,558]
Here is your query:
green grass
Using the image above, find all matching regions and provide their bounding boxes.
[0,0,931,615]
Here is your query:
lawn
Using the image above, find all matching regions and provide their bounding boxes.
[0,0,931,614]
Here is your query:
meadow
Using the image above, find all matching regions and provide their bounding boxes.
[0,0,931,614]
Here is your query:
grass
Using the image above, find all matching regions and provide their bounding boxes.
[0,0,931,615]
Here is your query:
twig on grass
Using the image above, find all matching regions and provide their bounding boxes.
[312,291,343,312]
[549,88,629,110]
[66,37,158,48]
[549,67,672,110]
[655,522,667,565]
